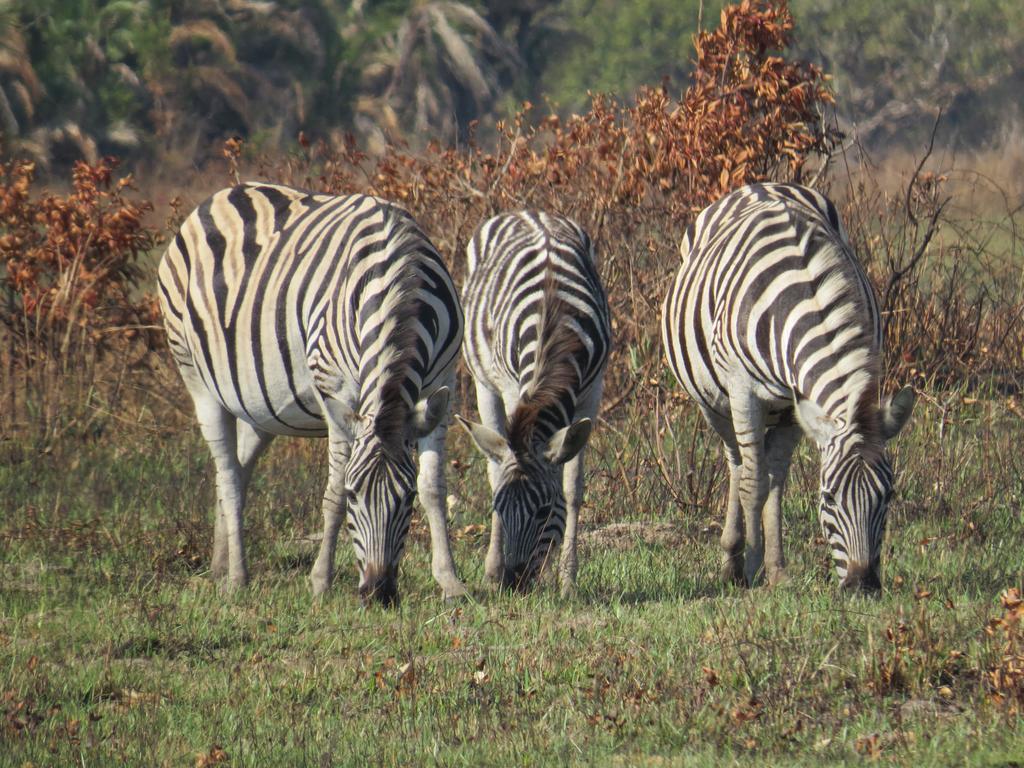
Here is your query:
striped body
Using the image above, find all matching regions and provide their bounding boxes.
[662,183,914,591]
[458,211,611,594]
[159,183,467,604]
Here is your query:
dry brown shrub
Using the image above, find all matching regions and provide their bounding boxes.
[984,587,1024,714]
[0,158,163,444]
[0,159,159,342]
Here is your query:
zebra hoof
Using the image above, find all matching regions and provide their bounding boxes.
[720,558,746,586]
[309,567,332,596]
[443,584,471,604]
[310,575,332,598]
[219,574,249,595]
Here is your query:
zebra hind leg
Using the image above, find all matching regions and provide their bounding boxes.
[705,409,746,585]
[193,398,251,592]
[212,419,274,578]
[728,392,769,587]
[763,421,801,586]
[720,455,746,585]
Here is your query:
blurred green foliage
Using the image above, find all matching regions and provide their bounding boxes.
[0,0,1021,172]
[790,0,1024,145]
[535,0,720,112]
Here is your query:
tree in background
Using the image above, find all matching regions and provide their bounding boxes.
[790,0,1024,148]
[7,0,159,166]
[153,0,350,163]
[353,1,522,148]
[3,0,1023,172]
[536,0,720,112]
[0,6,43,152]
[2,0,357,170]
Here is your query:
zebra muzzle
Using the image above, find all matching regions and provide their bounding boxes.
[500,563,533,592]
[840,561,882,595]
[359,565,399,608]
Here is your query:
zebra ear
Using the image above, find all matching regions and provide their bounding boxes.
[454,414,511,463]
[545,418,593,465]
[795,398,840,448]
[881,386,916,441]
[410,387,450,439]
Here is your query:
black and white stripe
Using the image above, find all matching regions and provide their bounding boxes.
[456,210,611,595]
[661,183,915,592]
[159,182,466,605]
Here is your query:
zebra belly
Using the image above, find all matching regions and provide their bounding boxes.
[219,364,329,436]
[685,375,795,432]
[176,319,331,436]
[674,340,794,426]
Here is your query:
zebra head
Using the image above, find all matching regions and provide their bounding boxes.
[796,386,916,594]
[336,388,450,607]
[456,414,592,590]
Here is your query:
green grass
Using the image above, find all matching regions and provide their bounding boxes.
[2,394,1023,766]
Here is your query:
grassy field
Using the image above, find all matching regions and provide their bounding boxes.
[2,372,1023,766]
[3,139,1024,766]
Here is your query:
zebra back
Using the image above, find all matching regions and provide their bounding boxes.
[666,182,881,428]
[159,182,462,441]
[463,210,611,441]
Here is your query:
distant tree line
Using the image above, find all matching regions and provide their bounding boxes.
[0,0,1021,174]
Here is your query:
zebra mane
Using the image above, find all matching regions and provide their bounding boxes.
[366,218,426,449]
[801,227,881,420]
[850,384,888,461]
[507,272,582,454]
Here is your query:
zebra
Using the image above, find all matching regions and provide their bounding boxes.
[661,183,915,593]
[456,210,611,596]
[158,182,467,606]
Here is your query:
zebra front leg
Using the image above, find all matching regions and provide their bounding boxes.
[558,446,585,598]
[213,419,275,578]
[730,392,769,587]
[418,420,469,601]
[763,422,801,586]
[558,382,601,597]
[476,382,508,584]
[311,431,350,597]
[195,399,250,591]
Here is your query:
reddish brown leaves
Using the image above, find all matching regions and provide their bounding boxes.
[985,587,1024,714]
[195,745,229,767]
[0,158,160,351]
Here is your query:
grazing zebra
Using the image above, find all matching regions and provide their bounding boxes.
[456,211,611,596]
[661,183,915,592]
[158,182,466,606]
